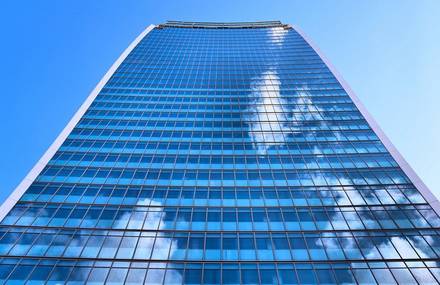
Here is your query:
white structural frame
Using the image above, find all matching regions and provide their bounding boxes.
[0,25,156,221]
[292,25,440,215]
[1,22,439,222]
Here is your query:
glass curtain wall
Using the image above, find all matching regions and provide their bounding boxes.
[0,21,439,284]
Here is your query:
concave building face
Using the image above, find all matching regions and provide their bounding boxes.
[0,21,439,284]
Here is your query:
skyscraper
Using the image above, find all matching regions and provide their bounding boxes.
[0,20,439,284]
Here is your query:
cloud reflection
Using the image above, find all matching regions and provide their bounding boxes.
[247,70,291,155]
[267,27,288,47]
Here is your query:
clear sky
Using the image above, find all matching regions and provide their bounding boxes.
[0,0,439,204]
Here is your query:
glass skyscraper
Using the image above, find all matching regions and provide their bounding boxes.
[0,20,439,284]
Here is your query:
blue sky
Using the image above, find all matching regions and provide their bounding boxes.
[0,0,439,203]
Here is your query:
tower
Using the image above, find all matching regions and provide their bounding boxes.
[0,21,439,284]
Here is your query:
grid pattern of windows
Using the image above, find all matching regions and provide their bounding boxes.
[1,21,439,284]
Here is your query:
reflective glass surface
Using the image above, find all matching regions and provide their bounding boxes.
[1,21,440,284]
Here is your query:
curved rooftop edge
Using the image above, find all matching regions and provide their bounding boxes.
[0,25,156,222]
[160,20,290,29]
[291,25,440,216]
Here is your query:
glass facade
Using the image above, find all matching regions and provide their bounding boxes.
[1,21,439,284]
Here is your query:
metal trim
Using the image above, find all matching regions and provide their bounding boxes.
[161,20,285,29]
[0,25,156,222]
[292,25,440,215]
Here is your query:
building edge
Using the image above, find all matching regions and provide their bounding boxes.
[291,24,440,216]
[0,25,156,222]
